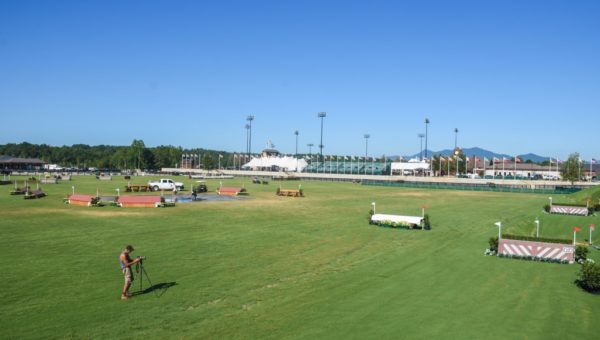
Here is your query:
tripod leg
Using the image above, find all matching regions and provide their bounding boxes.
[142,267,153,287]
[139,262,143,293]
[141,267,160,297]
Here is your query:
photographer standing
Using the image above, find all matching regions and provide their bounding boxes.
[119,245,141,300]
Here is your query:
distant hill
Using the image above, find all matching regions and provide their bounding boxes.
[397,147,550,163]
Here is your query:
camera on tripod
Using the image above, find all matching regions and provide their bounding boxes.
[137,256,146,262]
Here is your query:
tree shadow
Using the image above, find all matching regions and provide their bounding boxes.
[132,281,177,298]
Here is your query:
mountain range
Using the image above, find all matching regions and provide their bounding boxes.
[400,147,550,163]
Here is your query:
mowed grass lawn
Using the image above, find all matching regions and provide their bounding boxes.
[1,175,599,339]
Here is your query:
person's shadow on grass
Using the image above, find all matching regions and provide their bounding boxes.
[132,281,177,298]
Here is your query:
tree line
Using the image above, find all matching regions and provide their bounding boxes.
[0,141,235,170]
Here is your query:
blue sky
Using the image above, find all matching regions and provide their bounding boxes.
[1,0,599,159]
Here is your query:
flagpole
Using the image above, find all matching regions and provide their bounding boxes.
[439,156,441,176]
[447,157,450,177]
[456,156,458,177]
[493,160,495,179]
[514,156,517,179]
[384,156,387,176]
[482,158,486,178]
[590,158,593,182]
[502,159,505,180]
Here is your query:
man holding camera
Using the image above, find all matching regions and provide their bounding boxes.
[119,245,142,300]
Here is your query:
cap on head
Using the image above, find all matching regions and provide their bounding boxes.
[125,245,134,252]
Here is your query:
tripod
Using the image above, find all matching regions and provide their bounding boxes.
[136,259,153,293]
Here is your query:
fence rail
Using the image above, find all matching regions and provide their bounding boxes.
[361,180,581,194]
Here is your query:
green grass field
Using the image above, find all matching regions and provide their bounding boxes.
[1,175,599,339]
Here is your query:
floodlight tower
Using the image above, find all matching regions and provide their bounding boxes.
[307,143,314,159]
[424,118,430,160]
[246,115,255,158]
[364,134,370,175]
[318,112,327,162]
[454,128,459,149]
[418,133,425,161]
[245,124,251,158]
[294,130,299,158]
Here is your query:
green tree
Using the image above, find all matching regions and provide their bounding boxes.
[152,145,181,169]
[577,262,600,293]
[561,153,583,183]
[202,154,214,169]
[129,139,146,169]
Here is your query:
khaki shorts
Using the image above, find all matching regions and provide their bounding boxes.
[123,267,134,283]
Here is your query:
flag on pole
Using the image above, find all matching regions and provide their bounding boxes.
[515,156,521,163]
[219,154,223,158]
[495,222,502,227]
[493,157,500,163]
[502,157,510,163]
[439,156,446,162]
[574,226,581,232]
[592,158,597,164]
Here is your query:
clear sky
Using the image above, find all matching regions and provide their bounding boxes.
[1,0,599,159]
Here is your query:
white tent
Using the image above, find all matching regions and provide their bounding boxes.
[390,159,431,175]
[242,156,308,172]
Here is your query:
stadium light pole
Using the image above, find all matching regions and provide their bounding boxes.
[364,134,370,175]
[294,130,299,159]
[454,128,459,149]
[424,118,430,160]
[247,115,255,158]
[318,112,327,162]
[418,133,425,161]
[307,143,314,159]
[245,123,250,158]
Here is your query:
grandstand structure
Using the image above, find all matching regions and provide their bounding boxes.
[303,156,390,175]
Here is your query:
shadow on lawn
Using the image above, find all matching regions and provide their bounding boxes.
[133,281,177,298]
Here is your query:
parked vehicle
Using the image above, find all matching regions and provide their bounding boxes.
[147,178,185,191]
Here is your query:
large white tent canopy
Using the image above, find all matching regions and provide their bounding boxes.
[243,156,308,172]
[390,160,431,171]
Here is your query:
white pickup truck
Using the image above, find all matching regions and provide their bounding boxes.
[147,178,184,191]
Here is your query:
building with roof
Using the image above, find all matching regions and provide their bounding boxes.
[0,155,45,172]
